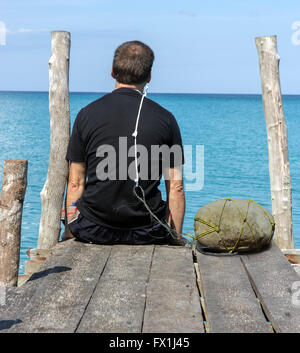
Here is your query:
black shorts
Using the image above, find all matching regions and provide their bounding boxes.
[68,212,174,245]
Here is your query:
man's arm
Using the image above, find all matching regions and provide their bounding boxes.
[66,161,86,206]
[164,165,185,237]
[65,161,86,238]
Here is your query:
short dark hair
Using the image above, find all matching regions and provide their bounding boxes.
[112,41,154,85]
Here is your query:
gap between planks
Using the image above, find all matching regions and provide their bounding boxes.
[193,248,272,333]
[140,245,155,333]
[238,256,274,333]
[192,248,209,333]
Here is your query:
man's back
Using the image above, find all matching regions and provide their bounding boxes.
[67,87,183,229]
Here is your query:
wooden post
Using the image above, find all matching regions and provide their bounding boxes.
[38,31,71,249]
[255,35,294,249]
[0,160,28,287]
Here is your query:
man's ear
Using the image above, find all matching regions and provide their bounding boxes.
[111,69,115,79]
[146,71,151,83]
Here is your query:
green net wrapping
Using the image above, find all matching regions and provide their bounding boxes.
[193,198,275,253]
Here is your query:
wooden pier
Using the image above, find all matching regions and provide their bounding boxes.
[0,239,299,333]
[0,33,299,334]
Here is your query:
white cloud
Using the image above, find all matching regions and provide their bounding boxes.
[7,28,49,35]
[178,10,197,18]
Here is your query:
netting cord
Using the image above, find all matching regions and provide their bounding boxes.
[130,89,274,255]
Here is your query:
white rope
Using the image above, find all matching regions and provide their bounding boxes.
[132,85,149,186]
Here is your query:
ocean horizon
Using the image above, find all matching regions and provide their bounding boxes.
[0,91,299,273]
[2,90,300,96]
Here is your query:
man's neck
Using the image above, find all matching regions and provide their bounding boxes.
[115,82,145,93]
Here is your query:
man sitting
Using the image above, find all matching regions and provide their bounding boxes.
[64,40,185,245]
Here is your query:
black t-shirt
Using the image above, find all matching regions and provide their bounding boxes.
[66,87,184,229]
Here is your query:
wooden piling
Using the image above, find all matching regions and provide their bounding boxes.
[0,160,28,287]
[255,35,294,249]
[38,31,71,249]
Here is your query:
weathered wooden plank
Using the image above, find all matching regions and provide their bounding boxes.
[146,245,197,281]
[1,240,74,330]
[284,254,300,265]
[241,242,300,333]
[196,251,270,333]
[143,246,204,333]
[24,248,52,277]
[38,31,71,250]
[76,245,154,333]
[292,265,300,276]
[0,160,28,287]
[0,240,111,332]
[256,35,294,249]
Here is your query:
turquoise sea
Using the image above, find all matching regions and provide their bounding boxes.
[0,91,299,273]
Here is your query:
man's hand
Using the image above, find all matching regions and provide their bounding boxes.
[65,161,86,238]
[164,165,185,237]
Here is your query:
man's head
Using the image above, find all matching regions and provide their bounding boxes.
[112,41,154,86]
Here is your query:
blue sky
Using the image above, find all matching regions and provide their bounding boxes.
[0,0,300,93]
